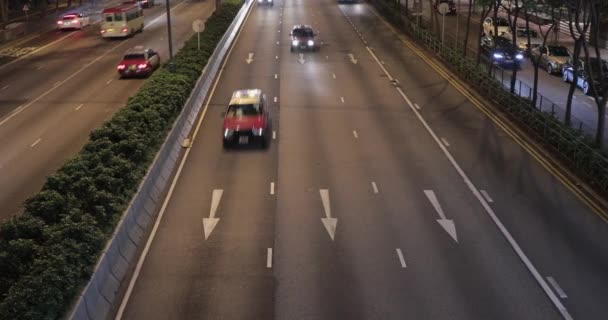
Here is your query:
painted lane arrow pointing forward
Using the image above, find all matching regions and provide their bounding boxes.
[246,53,254,64]
[202,189,223,240]
[424,190,458,243]
[348,53,358,64]
[320,189,337,240]
[298,53,305,64]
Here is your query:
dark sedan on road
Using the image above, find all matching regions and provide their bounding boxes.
[290,25,317,52]
[480,35,525,67]
[562,57,608,96]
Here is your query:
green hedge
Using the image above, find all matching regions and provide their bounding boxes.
[371,0,608,194]
[0,1,243,318]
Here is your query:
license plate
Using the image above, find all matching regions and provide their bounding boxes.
[238,136,249,144]
[505,59,513,63]
[129,65,136,70]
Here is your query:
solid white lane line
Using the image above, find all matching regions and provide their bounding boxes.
[441,137,450,147]
[0,40,128,128]
[275,74,278,79]
[340,97,345,103]
[396,248,407,268]
[114,2,255,317]
[75,104,84,111]
[414,103,421,110]
[30,138,41,148]
[267,248,273,268]
[274,96,278,103]
[353,130,358,138]
[371,182,379,194]
[366,46,394,81]
[480,190,494,203]
[332,73,336,79]
[270,182,275,195]
[106,79,113,85]
[547,277,568,299]
[272,130,276,139]
[367,40,572,318]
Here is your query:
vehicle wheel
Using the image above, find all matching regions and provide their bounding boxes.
[562,70,570,83]
[223,140,231,149]
[260,136,268,149]
[547,65,553,75]
[583,81,590,95]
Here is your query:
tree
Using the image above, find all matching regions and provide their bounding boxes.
[462,0,474,56]
[502,0,522,94]
[476,0,495,65]
[0,0,7,24]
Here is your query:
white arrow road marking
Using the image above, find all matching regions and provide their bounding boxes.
[320,189,337,241]
[202,189,223,240]
[246,52,254,64]
[547,277,568,299]
[299,53,305,64]
[348,53,358,64]
[30,138,41,148]
[371,182,379,194]
[270,182,275,195]
[267,248,273,268]
[424,190,458,242]
[396,248,407,268]
[480,190,494,203]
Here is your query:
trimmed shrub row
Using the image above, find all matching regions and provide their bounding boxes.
[371,0,608,193]
[0,1,243,319]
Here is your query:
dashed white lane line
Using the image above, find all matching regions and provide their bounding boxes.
[267,248,273,268]
[414,103,421,110]
[440,137,450,147]
[36,65,44,70]
[326,55,329,60]
[106,79,113,85]
[275,55,279,59]
[547,277,568,299]
[276,41,280,45]
[272,130,276,139]
[371,182,379,194]
[30,138,41,148]
[1,85,9,90]
[332,73,336,79]
[75,104,84,111]
[275,74,278,79]
[396,248,407,268]
[274,96,278,103]
[353,130,358,139]
[278,29,281,33]
[270,182,275,195]
[480,190,494,203]
[340,97,345,103]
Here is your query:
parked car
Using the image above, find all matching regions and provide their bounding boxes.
[482,17,510,36]
[512,26,542,54]
[116,47,161,78]
[257,0,273,6]
[222,89,270,148]
[530,44,571,75]
[434,0,456,15]
[57,12,90,30]
[562,57,608,96]
[480,35,524,67]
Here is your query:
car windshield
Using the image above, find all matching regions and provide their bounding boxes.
[63,15,77,20]
[548,46,569,56]
[494,37,512,47]
[517,29,538,38]
[226,104,261,117]
[293,28,313,37]
[124,53,146,60]
[496,18,510,26]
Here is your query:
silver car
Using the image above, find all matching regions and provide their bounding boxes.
[530,45,571,75]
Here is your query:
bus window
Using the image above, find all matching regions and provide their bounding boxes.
[115,13,124,21]
[105,14,113,22]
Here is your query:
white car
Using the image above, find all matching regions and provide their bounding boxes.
[511,26,543,53]
[57,13,90,30]
[482,17,510,36]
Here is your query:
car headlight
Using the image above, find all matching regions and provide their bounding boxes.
[307,40,314,46]
[515,53,524,60]
[292,40,299,46]
[224,129,234,138]
[493,53,504,59]
[258,0,262,2]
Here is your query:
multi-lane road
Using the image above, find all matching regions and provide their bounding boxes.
[0,0,215,219]
[117,0,608,319]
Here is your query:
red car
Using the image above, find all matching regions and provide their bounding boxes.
[222,89,270,149]
[116,47,160,78]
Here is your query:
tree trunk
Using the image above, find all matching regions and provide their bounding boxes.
[0,0,8,24]
[462,0,473,56]
[565,37,582,127]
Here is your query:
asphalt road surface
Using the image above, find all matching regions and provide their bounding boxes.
[119,0,608,319]
[0,0,215,219]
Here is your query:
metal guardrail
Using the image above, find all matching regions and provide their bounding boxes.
[67,1,253,319]
[371,0,608,192]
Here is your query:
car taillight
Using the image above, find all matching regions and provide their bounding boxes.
[101,29,106,34]
[137,63,148,69]
[117,64,126,70]
[122,28,128,33]
[57,21,63,25]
